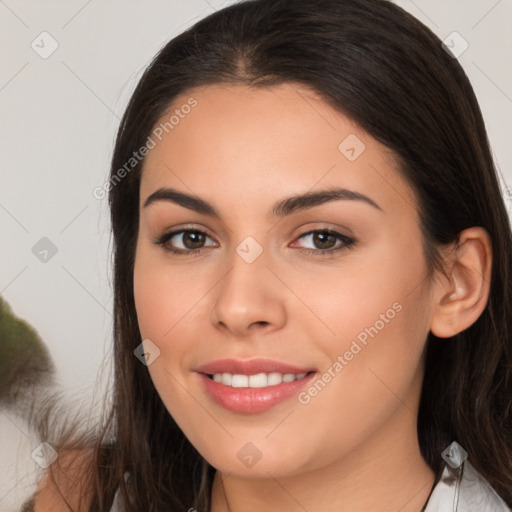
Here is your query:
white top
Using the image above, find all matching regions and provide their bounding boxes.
[424,458,511,511]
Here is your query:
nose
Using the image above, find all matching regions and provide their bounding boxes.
[210,244,287,338]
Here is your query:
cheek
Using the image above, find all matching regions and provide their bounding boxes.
[298,221,425,341]
[132,250,199,415]
[133,259,169,341]
[299,238,431,403]
[133,248,209,444]
[289,278,430,468]
[133,246,206,341]
[289,255,422,350]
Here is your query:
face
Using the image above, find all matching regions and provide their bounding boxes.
[133,83,435,478]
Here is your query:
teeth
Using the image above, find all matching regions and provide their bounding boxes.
[232,374,249,387]
[211,372,308,388]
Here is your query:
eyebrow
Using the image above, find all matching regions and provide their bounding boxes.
[143,186,383,217]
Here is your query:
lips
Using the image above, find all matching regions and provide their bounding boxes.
[195,358,318,414]
[197,372,316,414]
[195,358,316,376]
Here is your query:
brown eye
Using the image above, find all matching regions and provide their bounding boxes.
[180,231,206,249]
[154,229,217,255]
[293,229,356,255]
[311,231,337,250]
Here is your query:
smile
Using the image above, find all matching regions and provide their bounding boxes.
[198,371,316,414]
[209,371,309,388]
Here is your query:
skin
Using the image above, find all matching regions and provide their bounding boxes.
[133,83,492,512]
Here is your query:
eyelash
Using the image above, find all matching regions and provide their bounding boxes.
[152,227,357,257]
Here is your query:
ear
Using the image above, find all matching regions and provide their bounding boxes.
[430,227,492,338]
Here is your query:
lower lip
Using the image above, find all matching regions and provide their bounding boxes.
[197,372,317,414]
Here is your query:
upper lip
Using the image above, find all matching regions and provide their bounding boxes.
[195,358,317,375]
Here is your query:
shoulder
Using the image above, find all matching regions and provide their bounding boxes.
[27,447,95,512]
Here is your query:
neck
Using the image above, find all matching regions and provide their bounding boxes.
[209,407,435,512]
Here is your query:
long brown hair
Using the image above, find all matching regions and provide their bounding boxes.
[35,0,512,510]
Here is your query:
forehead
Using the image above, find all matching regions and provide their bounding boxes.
[139,82,417,218]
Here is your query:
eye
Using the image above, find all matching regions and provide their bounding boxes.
[153,229,217,255]
[291,229,356,255]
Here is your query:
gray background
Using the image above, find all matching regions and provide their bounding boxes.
[1,0,511,510]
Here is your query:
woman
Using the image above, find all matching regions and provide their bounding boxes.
[27,0,512,510]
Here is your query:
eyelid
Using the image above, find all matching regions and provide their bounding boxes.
[156,223,217,241]
[152,224,218,248]
[290,222,353,239]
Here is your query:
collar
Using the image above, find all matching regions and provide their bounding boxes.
[424,455,510,511]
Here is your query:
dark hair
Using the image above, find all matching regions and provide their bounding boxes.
[35,0,512,510]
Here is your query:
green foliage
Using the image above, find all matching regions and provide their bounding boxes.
[0,296,54,405]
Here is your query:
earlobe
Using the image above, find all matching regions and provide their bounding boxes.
[430,227,492,339]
